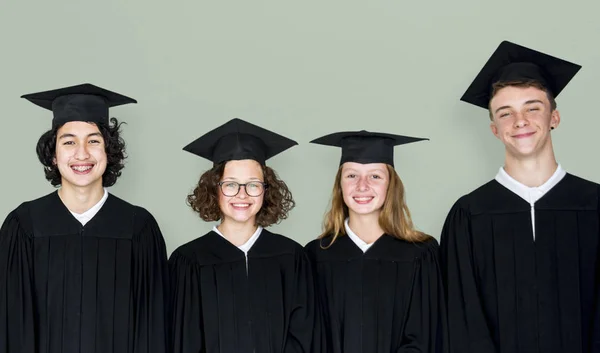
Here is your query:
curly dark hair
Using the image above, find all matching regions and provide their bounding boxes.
[187,162,295,227]
[35,117,127,187]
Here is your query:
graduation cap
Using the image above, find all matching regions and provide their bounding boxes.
[183,118,298,165]
[460,40,581,109]
[21,83,137,128]
[310,130,428,167]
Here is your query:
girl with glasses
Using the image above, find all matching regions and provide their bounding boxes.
[168,118,319,353]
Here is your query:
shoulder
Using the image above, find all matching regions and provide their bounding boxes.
[1,192,60,237]
[8,191,57,226]
[170,230,216,263]
[445,179,528,217]
[16,191,58,212]
[107,193,149,216]
[260,229,305,253]
[561,173,600,193]
[455,180,500,208]
[380,235,439,261]
[106,193,159,230]
[304,235,335,254]
[543,173,600,210]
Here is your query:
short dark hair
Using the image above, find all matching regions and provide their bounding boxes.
[36,117,127,187]
[488,80,557,120]
[187,162,295,227]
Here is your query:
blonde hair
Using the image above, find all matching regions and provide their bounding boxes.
[318,164,430,246]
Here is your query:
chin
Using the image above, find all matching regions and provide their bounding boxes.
[350,207,380,216]
[509,148,538,158]
[64,178,102,188]
[227,214,258,224]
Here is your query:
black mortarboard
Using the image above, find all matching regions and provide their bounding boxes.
[21,83,137,127]
[183,118,298,165]
[310,130,428,167]
[460,40,581,109]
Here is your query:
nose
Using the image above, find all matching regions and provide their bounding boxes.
[355,176,369,191]
[74,143,90,160]
[237,185,249,198]
[513,112,529,128]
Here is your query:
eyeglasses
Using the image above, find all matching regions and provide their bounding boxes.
[218,181,268,197]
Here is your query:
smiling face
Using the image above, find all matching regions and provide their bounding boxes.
[217,159,265,227]
[489,85,560,159]
[54,121,107,191]
[340,162,390,219]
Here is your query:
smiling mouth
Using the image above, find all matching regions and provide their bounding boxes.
[71,165,94,174]
[513,131,536,138]
[353,196,374,204]
[231,203,251,209]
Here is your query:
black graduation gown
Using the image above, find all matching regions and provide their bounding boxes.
[168,229,317,353]
[440,173,600,353]
[304,233,447,353]
[0,191,169,353]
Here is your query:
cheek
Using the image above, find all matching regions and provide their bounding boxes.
[218,192,228,209]
[253,195,265,210]
[340,178,355,191]
[374,182,388,199]
[54,148,69,165]
[340,181,354,199]
[93,148,108,163]
[494,125,511,138]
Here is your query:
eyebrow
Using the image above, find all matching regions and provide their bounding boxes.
[222,177,262,181]
[494,105,511,114]
[58,132,103,140]
[524,99,544,105]
[343,168,386,174]
[494,99,545,115]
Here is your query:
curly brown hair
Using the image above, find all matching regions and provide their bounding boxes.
[187,162,295,227]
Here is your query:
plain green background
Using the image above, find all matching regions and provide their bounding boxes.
[1,0,599,255]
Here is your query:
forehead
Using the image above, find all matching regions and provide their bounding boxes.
[490,85,549,110]
[222,159,264,178]
[342,162,388,173]
[57,121,101,136]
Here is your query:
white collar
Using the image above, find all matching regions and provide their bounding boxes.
[70,188,109,226]
[213,225,263,255]
[495,164,566,204]
[344,218,374,253]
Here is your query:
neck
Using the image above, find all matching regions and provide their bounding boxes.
[348,212,384,244]
[217,219,259,247]
[58,183,105,214]
[504,147,558,187]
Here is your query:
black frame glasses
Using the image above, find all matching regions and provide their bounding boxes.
[217,181,268,197]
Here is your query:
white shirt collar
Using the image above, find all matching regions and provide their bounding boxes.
[344,218,374,253]
[212,225,263,256]
[70,188,109,226]
[495,164,566,204]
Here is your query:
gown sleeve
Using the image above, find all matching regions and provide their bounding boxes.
[168,250,204,353]
[0,211,36,353]
[131,212,169,353]
[592,215,600,352]
[398,239,448,353]
[303,242,327,353]
[439,202,496,353]
[284,249,318,353]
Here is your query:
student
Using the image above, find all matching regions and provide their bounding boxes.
[305,130,447,353]
[440,40,600,353]
[169,118,318,353]
[0,83,169,353]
